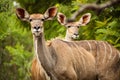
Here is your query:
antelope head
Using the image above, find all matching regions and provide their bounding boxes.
[16,7,58,37]
[57,12,91,41]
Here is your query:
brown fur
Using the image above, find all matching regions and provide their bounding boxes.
[34,36,96,80]
[31,57,49,80]
[57,12,120,80]
[16,7,97,80]
[50,39,96,80]
[16,7,58,80]
[16,7,120,80]
[32,40,120,80]
[76,40,120,80]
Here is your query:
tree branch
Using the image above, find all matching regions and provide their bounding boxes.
[96,0,101,4]
[68,0,120,21]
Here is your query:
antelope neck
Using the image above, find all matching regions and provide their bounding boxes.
[65,31,73,41]
[33,34,54,71]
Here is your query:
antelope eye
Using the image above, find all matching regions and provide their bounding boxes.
[41,19,44,21]
[77,26,80,28]
[67,26,71,28]
[29,19,33,22]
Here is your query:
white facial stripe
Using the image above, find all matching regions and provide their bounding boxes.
[85,40,92,53]
[96,41,99,61]
[102,42,107,63]
[72,35,79,39]
[72,42,86,70]
[108,42,112,60]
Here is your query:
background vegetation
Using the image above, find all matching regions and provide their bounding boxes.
[0,0,120,80]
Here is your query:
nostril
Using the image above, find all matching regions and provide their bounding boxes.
[37,26,40,29]
[74,33,79,36]
[34,26,40,29]
[34,26,37,29]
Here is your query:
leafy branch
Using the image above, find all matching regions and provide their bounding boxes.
[68,0,120,21]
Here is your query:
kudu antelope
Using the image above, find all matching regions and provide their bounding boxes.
[57,13,120,80]
[30,12,91,80]
[16,7,58,80]
[57,12,91,41]
[16,7,97,80]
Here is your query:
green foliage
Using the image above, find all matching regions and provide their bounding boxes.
[15,0,72,13]
[95,19,120,48]
[6,43,33,80]
[79,5,120,49]
[0,0,10,12]
[0,0,33,79]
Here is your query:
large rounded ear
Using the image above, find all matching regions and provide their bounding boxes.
[16,8,30,21]
[44,6,58,20]
[79,13,91,26]
[57,12,67,26]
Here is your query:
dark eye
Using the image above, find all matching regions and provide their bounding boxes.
[77,26,80,28]
[41,19,44,21]
[67,26,71,28]
[29,19,33,22]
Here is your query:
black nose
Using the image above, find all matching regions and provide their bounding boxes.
[74,33,79,36]
[34,26,40,30]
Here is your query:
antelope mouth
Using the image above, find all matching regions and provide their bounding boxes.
[32,29,42,36]
[72,35,79,39]
[34,32,41,36]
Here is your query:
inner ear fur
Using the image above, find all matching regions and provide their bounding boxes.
[79,13,91,26]
[57,12,67,25]
[44,6,58,20]
[16,8,30,21]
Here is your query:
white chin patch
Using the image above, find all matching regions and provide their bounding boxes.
[33,29,41,32]
[32,31,41,36]
[32,29,42,36]
[72,35,79,39]
[35,32,41,36]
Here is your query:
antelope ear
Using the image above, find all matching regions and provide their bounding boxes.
[79,13,91,26]
[44,6,58,20]
[16,8,30,21]
[57,12,67,26]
